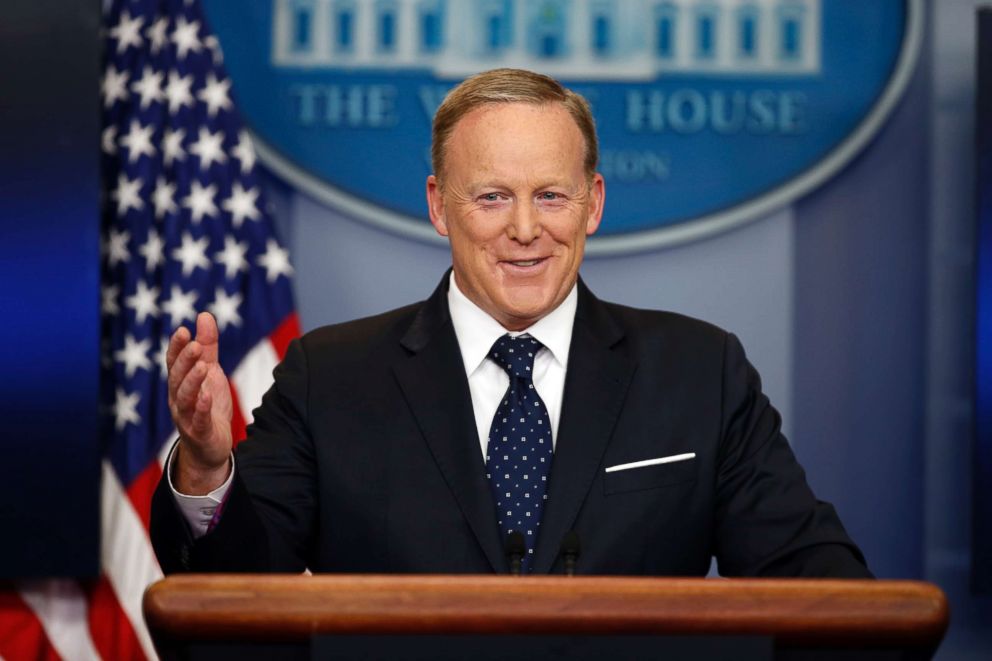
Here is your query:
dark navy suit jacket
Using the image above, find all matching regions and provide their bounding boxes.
[151,274,870,577]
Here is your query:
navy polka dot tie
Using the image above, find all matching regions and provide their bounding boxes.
[485,334,554,573]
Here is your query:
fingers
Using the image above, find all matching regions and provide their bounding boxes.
[166,311,230,451]
[189,386,213,439]
[174,360,209,421]
[167,336,202,403]
[166,326,191,374]
[195,311,220,364]
[167,311,220,405]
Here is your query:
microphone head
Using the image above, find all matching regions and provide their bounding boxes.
[505,531,526,556]
[561,530,580,556]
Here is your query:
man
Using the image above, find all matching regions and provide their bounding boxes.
[152,69,870,577]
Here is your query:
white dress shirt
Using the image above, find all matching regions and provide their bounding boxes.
[446,271,576,459]
[171,272,578,535]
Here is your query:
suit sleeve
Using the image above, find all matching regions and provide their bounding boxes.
[712,333,872,578]
[150,338,317,573]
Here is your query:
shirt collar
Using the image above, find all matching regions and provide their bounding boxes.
[447,271,577,377]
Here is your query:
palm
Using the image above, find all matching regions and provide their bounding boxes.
[167,312,235,481]
[185,358,232,449]
[185,315,232,447]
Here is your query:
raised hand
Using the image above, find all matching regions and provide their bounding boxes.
[166,311,234,495]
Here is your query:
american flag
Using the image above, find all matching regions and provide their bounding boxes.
[0,0,299,658]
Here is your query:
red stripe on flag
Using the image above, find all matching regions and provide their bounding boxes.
[0,587,62,661]
[269,312,301,359]
[125,462,163,533]
[85,576,146,661]
[230,381,248,449]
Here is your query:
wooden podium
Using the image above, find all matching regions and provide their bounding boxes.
[143,575,948,660]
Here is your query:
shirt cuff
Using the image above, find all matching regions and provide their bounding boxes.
[166,439,235,539]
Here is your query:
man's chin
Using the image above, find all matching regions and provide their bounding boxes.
[495,295,558,330]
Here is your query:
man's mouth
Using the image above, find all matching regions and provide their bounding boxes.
[503,257,547,267]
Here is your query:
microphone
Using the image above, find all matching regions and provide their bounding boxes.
[560,530,580,576]
[505,531,526,576]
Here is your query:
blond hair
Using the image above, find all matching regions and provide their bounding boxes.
[431,68,599,184]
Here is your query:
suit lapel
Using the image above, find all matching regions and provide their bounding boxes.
[392,274,506,573]
[532,282,636,574]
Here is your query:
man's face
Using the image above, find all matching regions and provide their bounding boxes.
[426,103,605,331]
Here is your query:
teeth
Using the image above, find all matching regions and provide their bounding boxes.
[510,260,539,267]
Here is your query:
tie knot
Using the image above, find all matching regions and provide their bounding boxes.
[489,334,543,380]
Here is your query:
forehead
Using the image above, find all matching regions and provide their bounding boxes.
[445,103,586,180]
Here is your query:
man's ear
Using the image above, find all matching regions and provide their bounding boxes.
[426,175,449,237]
[585,173,605,236]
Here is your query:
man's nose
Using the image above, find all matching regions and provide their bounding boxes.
[507,200,542,244]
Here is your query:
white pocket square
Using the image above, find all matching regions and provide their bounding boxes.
[604,453,696,473]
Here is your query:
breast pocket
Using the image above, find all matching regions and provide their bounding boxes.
[603,454,697,495]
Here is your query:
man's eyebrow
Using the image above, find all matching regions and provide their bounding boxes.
[467,179,580,190]
[534,180,588,196]
[464,180,503,190]
[457,177,586,195]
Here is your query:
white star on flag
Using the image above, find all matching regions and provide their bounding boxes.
[198,73,233,117]
[125,280,161,324]
[106,227,131,267]
[146,16,169,54]
[171,231,211,276]
[114,334,153,378]
[232,131,256,174]
[155,337,170,379]
[182,180,219,222]
[112,173,144,216]
[101,283,121,316]
[189,126,227,169]
[113,388,141,431]
[165,70,195,115]
[216,235,249,279]
[161,285,198,327]
[172,17,202,59]
[258,238,294,283]
[102,124,118,155]
[204,34,224,66]
[120,119,156,163]
[209,287,243,330]
[131,66,165,109]
[153,176,179,218]
[223,182,261,228]
[162,127,186,166]
[102,66,130,108]
[139,228,166,272]
[109,10,144,53]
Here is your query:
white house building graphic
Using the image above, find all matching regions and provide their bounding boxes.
[271,0,821,78]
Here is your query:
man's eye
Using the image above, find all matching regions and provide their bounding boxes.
[481,193,501,202]
[539,192,561,201]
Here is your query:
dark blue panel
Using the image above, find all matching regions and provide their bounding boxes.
[973,9,992,595]
[0,1,102,577]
